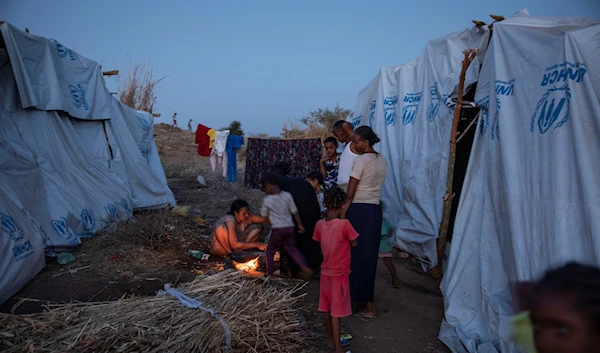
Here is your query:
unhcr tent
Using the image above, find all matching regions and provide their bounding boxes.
[348,8,600,353]
[347,18,489,269]
[439,14,600,352]
[0,22,175,304]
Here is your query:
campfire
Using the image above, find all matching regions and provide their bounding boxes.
[232,256,260,272]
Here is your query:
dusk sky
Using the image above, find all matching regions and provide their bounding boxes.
[3,0,599,135]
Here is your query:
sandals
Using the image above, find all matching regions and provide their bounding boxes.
[327,337,351,349]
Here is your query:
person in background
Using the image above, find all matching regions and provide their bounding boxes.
[187,119,193,132]
[314,188,359,353]
[320,137,341,190]
[379,216,400,288]
[260,172,312,279]
[524,262,600,353]
[209,200,267,257]
[306,171,327,217]
[332,120,359,192]
[271,162,322,277]
[342,126,387,318]
[172,113,178,127]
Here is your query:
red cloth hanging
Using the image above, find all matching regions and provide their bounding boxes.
[195,124,211,156]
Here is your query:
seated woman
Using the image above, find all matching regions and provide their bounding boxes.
[210,199,268,257]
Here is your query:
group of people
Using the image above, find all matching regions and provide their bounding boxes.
[207,120,389,352]
[205,121,600,353]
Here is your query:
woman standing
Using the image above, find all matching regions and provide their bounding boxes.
[342,126,387,318]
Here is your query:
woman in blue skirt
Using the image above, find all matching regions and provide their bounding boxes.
[342,126,387,318]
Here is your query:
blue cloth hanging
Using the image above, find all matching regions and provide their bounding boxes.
[225,135,244,182]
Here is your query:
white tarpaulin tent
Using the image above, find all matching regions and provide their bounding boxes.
[0,22,175,304]
[347,23,488,268]
[439,14,600,352]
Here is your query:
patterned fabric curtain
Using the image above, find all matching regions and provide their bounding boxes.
[244,138,322,189]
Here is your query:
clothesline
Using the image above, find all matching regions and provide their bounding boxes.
[194,123,244,183]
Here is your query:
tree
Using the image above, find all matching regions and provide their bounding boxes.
[118,60,165,114]
[281,104,351,140]
[225,120,244,136]
[300,104,351,130]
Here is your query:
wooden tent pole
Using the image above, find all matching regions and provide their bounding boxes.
[431,48,479,279]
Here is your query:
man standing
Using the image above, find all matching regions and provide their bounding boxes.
[187,119,193,132]
[172,113,178,127]
[332,120,359,192]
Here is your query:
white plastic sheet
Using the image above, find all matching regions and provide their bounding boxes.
[0,173,46,305]
[135,110,170,188]
[0,23,175,304]
[0,23,112,120]
[347,25,487,268]
[440,13,600,352]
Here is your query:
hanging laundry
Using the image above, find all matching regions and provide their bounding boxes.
[207,128,216,148]
[226,135,244,182]
[210,149,228,178]
[210,130,230,178]
[195,124,211,157]
[244,138,322,189]
[214,130,230,157]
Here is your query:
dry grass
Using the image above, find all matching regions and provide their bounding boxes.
[119,60,165,114]
[281,121,332,142]
[0,271,311,353]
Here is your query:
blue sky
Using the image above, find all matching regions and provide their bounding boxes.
[3,0,599,135]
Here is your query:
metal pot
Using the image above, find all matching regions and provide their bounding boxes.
[229,251,263,263]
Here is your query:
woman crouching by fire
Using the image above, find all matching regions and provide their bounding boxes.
[209,200,268,257]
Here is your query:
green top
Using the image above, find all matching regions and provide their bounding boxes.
[512,311,536,353]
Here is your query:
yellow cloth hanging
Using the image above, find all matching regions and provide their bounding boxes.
[207,129,216,148]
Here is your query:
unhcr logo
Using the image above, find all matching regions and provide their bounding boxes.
[1,213,25,242]
[105,203,118,221]
[427,85,440,123]
[368,100,377,127]
[80,209,95,232]
[41,226,56,255]
[352,115,362,128]
[495,79,514,96]
[55,41,76,60]
[384,96,398,126]
[477,96,501,140]
[69,84,89,111]
[531,62,585,134]
[136,114,151,130]
[402,92,422,126]
[52,218,75,239]
[121,199,132,216]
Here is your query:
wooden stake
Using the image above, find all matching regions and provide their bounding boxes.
[102,70,119,76]
[431,48,479,279]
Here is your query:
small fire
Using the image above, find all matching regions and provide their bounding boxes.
[233,256,260,272]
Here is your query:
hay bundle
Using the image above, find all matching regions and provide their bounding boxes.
[0,270,309,352]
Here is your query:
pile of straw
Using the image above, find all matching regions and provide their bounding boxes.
[0,270,310,352]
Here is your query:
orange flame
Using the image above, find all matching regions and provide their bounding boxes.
[233,257,260,272]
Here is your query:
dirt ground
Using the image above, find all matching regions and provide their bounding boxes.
[0,124,449,353]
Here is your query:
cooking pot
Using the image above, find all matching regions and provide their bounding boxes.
[229,251,263,263]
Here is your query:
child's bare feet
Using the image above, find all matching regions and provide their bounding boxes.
[326,338,334,349]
